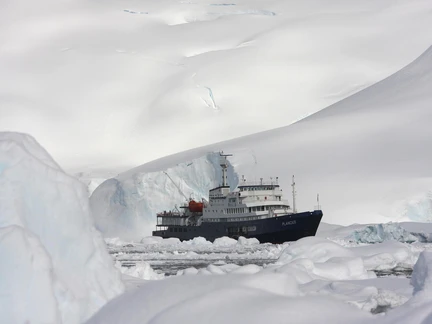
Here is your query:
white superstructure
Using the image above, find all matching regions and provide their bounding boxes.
[202,153,294,223]
[156,152,296,227]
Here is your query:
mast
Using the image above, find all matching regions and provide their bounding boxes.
[291,175,296,213]
[219,151,232,186]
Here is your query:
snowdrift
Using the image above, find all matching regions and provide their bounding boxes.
[0,132,124,324]
[86,272,372,324]
[90,152,238,239]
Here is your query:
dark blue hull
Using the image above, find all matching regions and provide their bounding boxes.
[152,210,323,244]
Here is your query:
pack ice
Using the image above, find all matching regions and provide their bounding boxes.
[0,132,124,324]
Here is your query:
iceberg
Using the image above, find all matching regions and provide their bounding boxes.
[347,224,418,244]
[0,132,124,324]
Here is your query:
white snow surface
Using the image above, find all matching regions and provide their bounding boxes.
[87,272,372,324]
[0,132,124,324]
[90,230,432,324]
[1,0,432,172]
[91,43,432,236]
[277,237,417,274]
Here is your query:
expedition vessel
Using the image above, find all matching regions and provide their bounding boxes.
[152,153,323,244]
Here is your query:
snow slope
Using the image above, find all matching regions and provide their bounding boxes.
[90,43,432,236]
[1,0,432,171]
[0,132,124,324]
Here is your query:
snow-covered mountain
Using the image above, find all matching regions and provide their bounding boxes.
[1,0,432,172]
[90,44,432,239]
[0,132,124,324]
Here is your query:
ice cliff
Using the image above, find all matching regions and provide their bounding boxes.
[90,152,238,240]
[0,132,124,324]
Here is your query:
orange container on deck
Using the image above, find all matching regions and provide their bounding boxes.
[188,200,203,212]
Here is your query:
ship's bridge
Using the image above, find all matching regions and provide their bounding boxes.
[237,181,283,203]
[209,186,230,198]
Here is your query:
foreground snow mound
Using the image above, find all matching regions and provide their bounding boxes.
[352,242,416,271]
[348,224,418,244]
[378,252,432,324]
[177,263,262,276]
[87,273,371,324]
[275,238,370,283]
[0,132,124,324]
[90,152,238,240]
[278,237,355,264]
[276,237,417,283]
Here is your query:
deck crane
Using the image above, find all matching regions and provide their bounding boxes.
[163,171,189,202]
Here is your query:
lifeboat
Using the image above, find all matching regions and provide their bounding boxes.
[188,200,204,212]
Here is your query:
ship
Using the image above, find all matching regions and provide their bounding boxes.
[152,153,323,244]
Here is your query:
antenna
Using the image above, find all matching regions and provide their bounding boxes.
[291,175,296,213]
[316,193,321,210]
[219,152,232,187]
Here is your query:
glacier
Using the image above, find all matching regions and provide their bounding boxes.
[0,132,124,324]
[90,152,238,240]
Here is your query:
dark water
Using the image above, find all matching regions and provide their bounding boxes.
[373,267,413,278]
[120,258,276,276]
[110,242,415,278]
[119,257,413,278]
